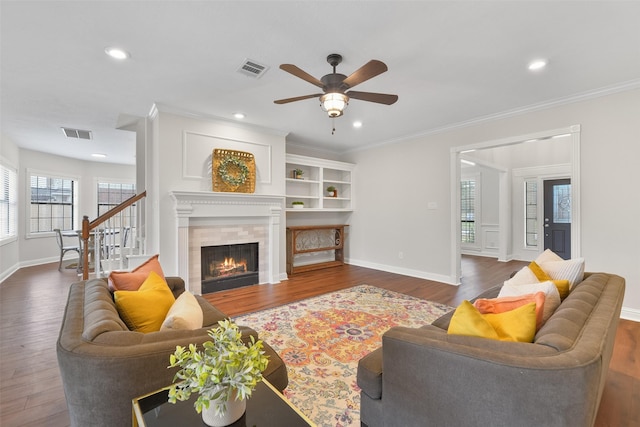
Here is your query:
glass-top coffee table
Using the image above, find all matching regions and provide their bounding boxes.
[132,379,315,427]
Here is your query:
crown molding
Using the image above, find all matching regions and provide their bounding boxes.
[345,79,640,154]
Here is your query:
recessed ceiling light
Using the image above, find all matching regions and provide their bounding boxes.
[528,59,547,71]
[91,153,107,158]
[352,121,363,128]
[233,112,246,119]
[105,47,130,60]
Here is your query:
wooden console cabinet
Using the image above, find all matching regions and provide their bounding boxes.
[286,225,346,275]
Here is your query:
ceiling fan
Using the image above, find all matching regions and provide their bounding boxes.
[274,53,398,118]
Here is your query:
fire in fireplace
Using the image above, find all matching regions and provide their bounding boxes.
[200,242,259,293]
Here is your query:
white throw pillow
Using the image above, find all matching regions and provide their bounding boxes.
[499,280,561,325]
[504,266,539,287]
[539,258,585,289]
[161,291,204,331]
[535,249,564,264]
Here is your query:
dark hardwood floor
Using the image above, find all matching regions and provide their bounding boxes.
[0,257,637,426]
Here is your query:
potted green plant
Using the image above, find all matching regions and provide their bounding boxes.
[292,168,304,179]
[326,186,337,197]
[291,201,304,209]
[168,319,269,426]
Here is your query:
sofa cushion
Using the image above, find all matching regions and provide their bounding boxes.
[448,300,537,342]
[114,271,175,333]
[498,280,560,325]
[108,254,165,291]
[161,291,203,331]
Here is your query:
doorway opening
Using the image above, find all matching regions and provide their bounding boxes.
[450,125,581,284]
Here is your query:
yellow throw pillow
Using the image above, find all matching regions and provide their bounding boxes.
[448,300,537,343]
[529,261,570,300]
[114,271,175,333]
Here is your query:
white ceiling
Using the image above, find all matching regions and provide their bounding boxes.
[2,1,640,166]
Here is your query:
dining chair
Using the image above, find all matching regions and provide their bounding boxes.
[54,229,81,271]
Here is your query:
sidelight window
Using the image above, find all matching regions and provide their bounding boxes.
[525,180,538,248]
[460,179,476,244]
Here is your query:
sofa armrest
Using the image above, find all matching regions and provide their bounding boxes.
[166,276,186,298]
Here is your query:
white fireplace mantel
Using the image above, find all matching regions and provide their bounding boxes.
[169,191,285,293]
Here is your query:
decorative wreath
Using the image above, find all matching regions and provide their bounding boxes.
[218,156,249,186]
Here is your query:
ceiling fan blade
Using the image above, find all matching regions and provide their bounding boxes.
[341,60,388,89]
[274,93,323,104]
[346,91,398,105]
[280,64,324,88]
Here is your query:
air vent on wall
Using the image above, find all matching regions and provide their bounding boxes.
[61,127,92,140]
[237,59,269,79]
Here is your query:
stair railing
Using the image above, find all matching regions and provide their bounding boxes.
[81,191,146,280]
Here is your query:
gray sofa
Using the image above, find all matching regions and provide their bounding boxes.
[358,272,625,427]
[57,277,288,427]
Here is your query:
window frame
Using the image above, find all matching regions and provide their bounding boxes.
[460,173,481,249]
[0,159,18,245]
[26,168,79,239]
[524,179,539,249]
[96,179,136,217]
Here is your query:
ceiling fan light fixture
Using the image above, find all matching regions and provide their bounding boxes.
[321,93,349,118]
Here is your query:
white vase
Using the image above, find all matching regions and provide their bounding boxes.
[201,394,246,427]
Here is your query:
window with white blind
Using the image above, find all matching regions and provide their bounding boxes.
[97,182,136,228]
[1,162,18,242]
[29,172,78,234]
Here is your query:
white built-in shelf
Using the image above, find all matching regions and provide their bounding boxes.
[285,154,355,212]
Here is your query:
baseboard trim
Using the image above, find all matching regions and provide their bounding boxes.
[1,256,78,283]
[621,307,640,322]
[0,263,20,284]
[347,258,457,286]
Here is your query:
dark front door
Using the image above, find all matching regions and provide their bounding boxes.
[543,179,571,259]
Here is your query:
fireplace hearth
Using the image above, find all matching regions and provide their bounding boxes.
[201,242,259,293]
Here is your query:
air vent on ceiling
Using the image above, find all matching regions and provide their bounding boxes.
[237,59,269,79]
[61,127,92,140]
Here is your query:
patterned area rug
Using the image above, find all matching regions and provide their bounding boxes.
[234,284,452,427]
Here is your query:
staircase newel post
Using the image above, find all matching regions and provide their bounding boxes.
[82,215,90,280]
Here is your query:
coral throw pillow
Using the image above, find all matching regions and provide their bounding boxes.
[108,254,165,292]
[474,292,546,331]
[161,291,204,331]
[448,300,537,343]
[499,281,560,325]
[114,271,175,333]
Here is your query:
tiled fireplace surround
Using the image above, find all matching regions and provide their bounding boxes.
[169,191,284,295]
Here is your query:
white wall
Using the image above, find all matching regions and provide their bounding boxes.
[1,148,136,274]
[346,88,640,318]
[0,135,20,280]
[148,108,287,278]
